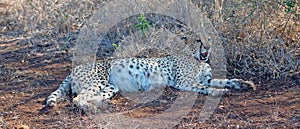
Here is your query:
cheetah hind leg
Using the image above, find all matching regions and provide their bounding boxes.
[74,84,119,113]
[90,84,118,106]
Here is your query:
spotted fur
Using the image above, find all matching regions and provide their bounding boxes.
[45,43,255,112]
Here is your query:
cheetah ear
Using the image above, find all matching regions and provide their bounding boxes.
[193,39,211,62]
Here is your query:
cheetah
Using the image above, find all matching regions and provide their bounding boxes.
[45,41,255,112]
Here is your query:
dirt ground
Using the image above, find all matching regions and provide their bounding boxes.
[0,32,299,129]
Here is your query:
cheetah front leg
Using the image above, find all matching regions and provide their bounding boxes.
[208,78,256,90]
[174,82,229,96]
[175,76,255,96]
[200,63,256,91]
[201,73,256,91]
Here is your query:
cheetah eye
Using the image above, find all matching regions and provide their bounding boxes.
[196,39,202,43]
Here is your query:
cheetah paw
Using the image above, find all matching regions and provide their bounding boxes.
[73,98,98,113]
[229,78,256,90]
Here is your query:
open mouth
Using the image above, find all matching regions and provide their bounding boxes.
[200,52,208,60]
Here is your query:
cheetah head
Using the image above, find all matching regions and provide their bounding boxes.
[193,39,211,62]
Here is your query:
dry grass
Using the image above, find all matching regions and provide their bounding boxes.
[212,0,300,79]
[2,0,298,79]
[1,0,104,52]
